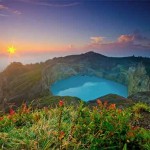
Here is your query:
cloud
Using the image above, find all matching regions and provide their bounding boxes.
[90,36,105,44]
[118,34,134,43]
[0,4,9,10]
[13,10,22,15]
[117,32,150,46]
[0,4,21,16]
[17,0,80,7]
[83,32,150,56]
[0,13,8,17]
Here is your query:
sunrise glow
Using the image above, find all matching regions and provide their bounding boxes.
[7,46,16,55]
[0,0,149,67]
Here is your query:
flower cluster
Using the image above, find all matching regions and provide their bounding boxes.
[96,99,116,110]
[21,103,30,114]
[9,108,15,116]
[59,100,64,107]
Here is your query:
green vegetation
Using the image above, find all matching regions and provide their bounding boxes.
[0,62,43,99]
[31,95,82,109]
[132,103,150,114]
[0,100,149,150]
[7,63,43,94]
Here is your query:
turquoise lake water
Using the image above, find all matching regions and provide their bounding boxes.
[50,75,128,101]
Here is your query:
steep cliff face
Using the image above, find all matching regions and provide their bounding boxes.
[128,64,150,95]
[41,62,128,93]
[41,53,150,97]
[42,61,149,97]
[128,91,150,104]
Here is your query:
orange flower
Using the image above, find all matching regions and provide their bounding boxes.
[22,103,27,112]
[21,103,30,113]
[118,109,122,113]
[0,117,3,121]
[132,126,139,130]
[9,108,15,115]
[52,131,58,136]
[127,131,134,138]
[97,99,102,107]
[108,104,116,110]
[59,131,65,140]
[59,100,64,107]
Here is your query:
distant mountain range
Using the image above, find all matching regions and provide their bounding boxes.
[0,51,150,106]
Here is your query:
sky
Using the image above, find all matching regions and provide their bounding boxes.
[0,0,150,70]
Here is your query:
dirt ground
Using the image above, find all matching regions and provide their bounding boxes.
[132,111,150,130]
[138,111,150,130]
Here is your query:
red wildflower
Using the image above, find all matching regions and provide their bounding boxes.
[108,104,116,110]
[118,109,122,113]
[59,131,65,140]
[9,108,15,115]
[22,103,27,112]
[22,103,30,113]
[132,126,139,130]
[0,117,3,121]
[97,99,102,107]
[59,100,64,107]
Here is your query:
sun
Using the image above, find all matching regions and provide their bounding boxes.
[8,46,16,55]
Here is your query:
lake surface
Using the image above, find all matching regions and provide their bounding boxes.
[50,75,128,101]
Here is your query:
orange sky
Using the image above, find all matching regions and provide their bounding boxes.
[0,41,77,56]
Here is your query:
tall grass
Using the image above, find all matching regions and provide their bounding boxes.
[0,101,149,150]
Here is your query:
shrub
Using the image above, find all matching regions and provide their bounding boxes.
[132,103,150,113]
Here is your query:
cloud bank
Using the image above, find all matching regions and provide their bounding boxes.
[15,0,80,7]
[84,31,150,56]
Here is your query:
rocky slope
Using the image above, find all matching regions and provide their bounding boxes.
[128,63,150,95]
[0,51,150,104]
[128,91,150,104]
[88,94,134,108]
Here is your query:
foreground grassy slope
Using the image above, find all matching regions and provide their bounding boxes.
[0,101,150,150]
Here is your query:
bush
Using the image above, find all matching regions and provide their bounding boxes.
[132,103,150,113]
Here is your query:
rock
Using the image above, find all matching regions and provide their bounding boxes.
[128,91,150,104]
[88,94,133,108]
[128,63,150,95]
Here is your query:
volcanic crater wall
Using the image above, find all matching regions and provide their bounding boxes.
[42,62,150,96]
[0,52,150,104]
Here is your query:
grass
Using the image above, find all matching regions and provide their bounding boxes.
[132,102,150,113]
[0,100,150,150]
